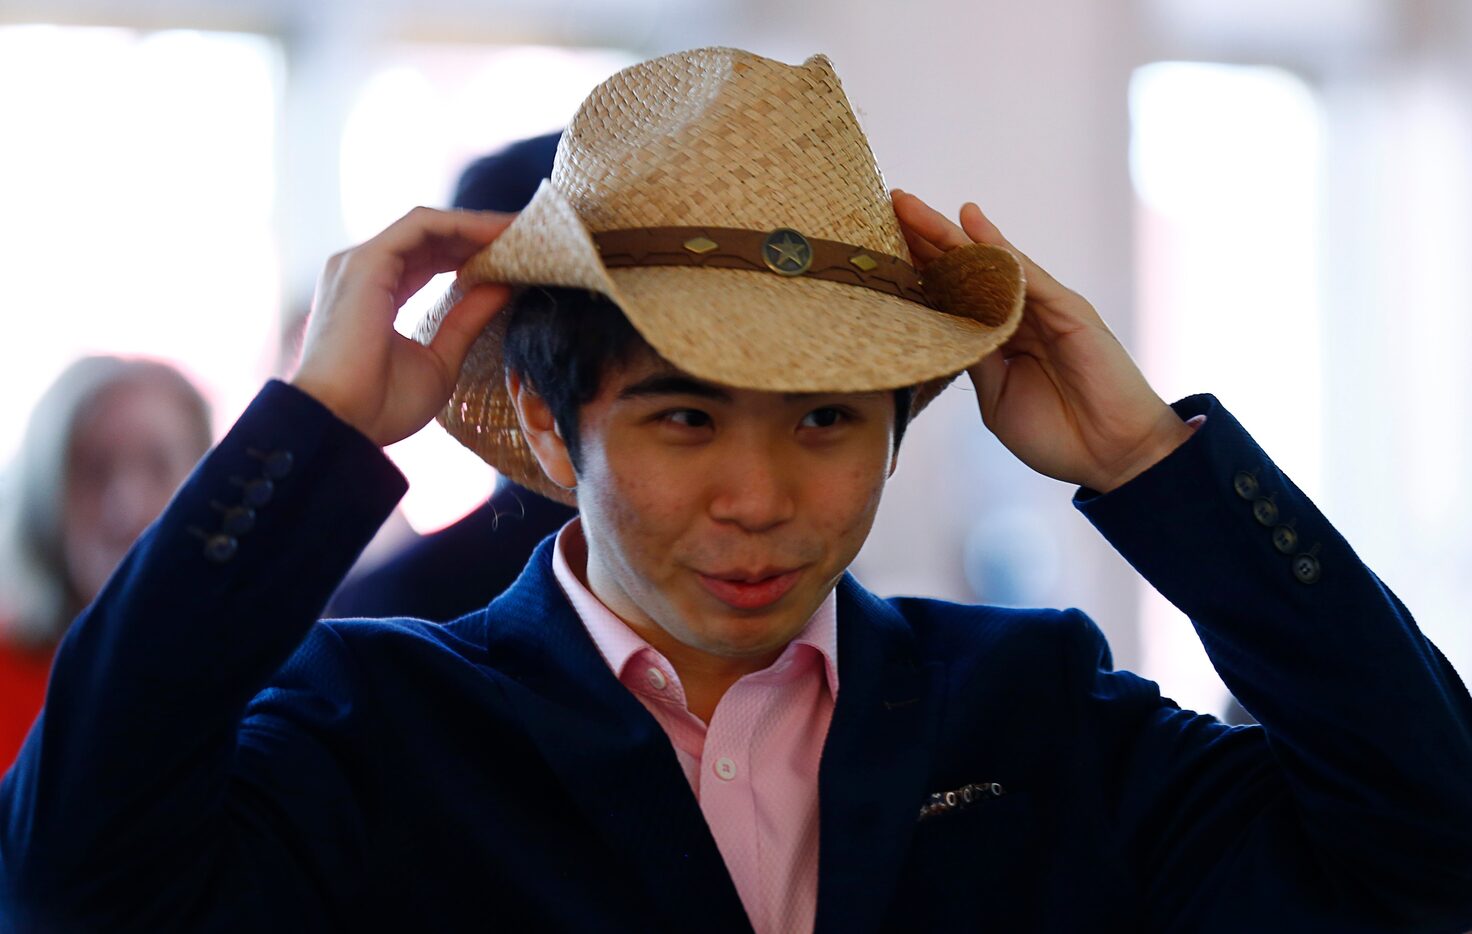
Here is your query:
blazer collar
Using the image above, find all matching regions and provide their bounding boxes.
[478,539,752,933]
[814,576,942,934]
[476,544,938,934]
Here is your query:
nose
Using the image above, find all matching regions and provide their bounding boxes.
[706,440,797,533]
[99,460,175,543]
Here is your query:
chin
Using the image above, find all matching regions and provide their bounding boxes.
[689,602,814,658]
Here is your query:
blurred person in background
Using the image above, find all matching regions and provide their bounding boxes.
[0,356,211,770]
[327,130,577,621]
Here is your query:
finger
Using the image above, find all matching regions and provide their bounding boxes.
[957,202,1072,301]
[406,212,513,275]
[416,212,517,274]
[969,347,1009,425]
[892,190,972,252]
[425,282,513,378]
[390,229,503,308]
[892,190,944,264]
[900,223,944,265]
[372,206,513,257]
[362,208,513,304]
[956,202,1011,249]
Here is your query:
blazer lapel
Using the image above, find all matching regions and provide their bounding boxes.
[482,542,752,934]
[815,575,942,934]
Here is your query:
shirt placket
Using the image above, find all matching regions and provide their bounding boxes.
[697,680,763,926]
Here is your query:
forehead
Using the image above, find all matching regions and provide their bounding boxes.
[604,354,888,407]
[71,379,203,455]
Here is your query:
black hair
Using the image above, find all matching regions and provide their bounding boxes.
[502,286,913,469]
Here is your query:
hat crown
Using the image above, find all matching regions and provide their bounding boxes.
[550,47,908,259]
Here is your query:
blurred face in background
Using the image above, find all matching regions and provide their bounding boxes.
[61,378,209,604]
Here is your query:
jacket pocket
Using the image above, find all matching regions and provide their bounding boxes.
[885,789,1043,931]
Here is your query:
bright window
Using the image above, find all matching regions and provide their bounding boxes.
[0,31,632,536]
[0,25,282,460]
[1130,62,1325,715]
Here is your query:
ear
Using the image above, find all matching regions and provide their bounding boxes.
[506,370,578,490]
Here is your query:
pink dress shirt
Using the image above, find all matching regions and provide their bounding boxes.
[552,519,838,934]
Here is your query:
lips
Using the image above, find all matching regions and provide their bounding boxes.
[695,568,803,610]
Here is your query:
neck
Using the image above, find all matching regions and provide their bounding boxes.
[565,522,783,723]
[641,634,781,724]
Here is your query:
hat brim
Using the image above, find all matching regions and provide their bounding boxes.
[416,183,1025,504]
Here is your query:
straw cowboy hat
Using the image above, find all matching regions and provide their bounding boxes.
[415,46,1026,503]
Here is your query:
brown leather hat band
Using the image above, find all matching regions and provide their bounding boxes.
[592,226,932,308]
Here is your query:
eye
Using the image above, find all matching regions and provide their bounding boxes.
[662,408,712,429]
[799,407,848,429]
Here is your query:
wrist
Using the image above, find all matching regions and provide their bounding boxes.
[289,373,367,441]
[1090,414,1197,494]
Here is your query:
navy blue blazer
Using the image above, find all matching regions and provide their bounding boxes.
[2,381,1471,933]
[325,482,576,622]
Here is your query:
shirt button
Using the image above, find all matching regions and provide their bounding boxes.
[645,667,668,691]
[1233,471,1260,500]
[713,757,738,781]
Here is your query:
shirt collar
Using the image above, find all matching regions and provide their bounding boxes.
[550,517,840,699]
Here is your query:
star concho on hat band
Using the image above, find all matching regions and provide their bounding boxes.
[592,226,931,307]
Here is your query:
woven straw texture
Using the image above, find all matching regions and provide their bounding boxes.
[414,47,1025,503]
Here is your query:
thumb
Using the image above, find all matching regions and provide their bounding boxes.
[426,282,512,377]
[969,349,1009,428]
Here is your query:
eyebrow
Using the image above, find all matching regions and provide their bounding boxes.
[617,374,734,403]
[616,373,889,405]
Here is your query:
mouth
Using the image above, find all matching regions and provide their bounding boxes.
[695,567,804,611]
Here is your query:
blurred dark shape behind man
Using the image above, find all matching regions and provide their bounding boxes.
[327,131,576,622]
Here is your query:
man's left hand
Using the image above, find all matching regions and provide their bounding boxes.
[894,190,1192,493]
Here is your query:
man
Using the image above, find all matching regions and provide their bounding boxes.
[3,47,1470,933]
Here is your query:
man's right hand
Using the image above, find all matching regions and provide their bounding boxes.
[291,206,513,447]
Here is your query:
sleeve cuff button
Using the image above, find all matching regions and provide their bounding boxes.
[243,478,275,508]
[204,534,239,564]
[263,450,294,479]
[1252,498,1279,526]
[1272,525,1298,553]
[1233,471,1260,499]
[1292,554,1321,585]
[222,506,256,536]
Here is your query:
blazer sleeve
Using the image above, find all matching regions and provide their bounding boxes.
[1071,394,1472,932]
[0,380,407,932]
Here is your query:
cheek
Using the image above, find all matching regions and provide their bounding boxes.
[807,457,889,548]
[579,448,695,564]
[60,497,113,596]
[62,476,104,535]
